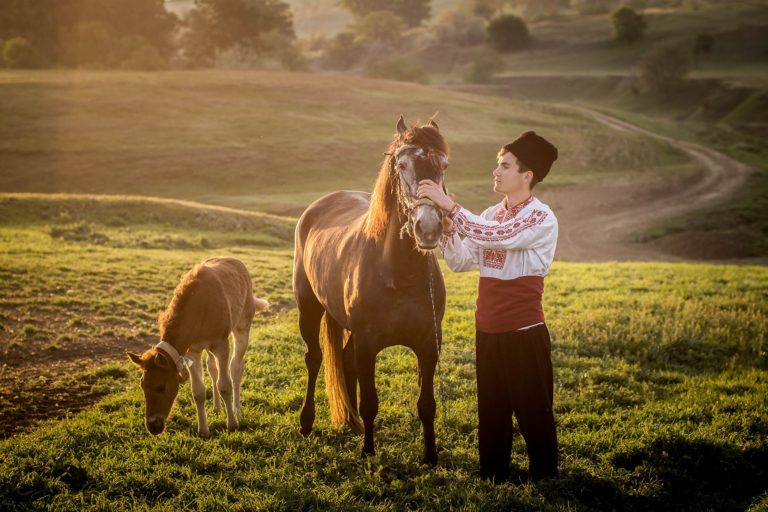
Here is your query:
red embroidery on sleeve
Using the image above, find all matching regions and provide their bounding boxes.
[455,209,548,243]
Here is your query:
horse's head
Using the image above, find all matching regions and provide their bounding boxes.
[391,116,450,250]
[128,348,187,435]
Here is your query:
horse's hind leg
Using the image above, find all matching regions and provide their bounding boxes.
[343,336,358,414]
[357,343,379,457]
[210,340,238,432]
[298,301,323,436]
[232,305,254,420]
[207,354,221,414]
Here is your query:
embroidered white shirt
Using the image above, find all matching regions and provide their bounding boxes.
[439,196,558,280]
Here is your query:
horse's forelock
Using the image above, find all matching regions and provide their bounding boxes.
[365,122,448,241]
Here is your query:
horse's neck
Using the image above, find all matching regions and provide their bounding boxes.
[379,209,427,286]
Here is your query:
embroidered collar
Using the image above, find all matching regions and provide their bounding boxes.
[497,196,534,222]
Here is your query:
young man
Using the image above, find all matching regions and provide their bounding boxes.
[417,130,559,483]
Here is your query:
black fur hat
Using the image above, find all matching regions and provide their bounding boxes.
[503,131,558,181]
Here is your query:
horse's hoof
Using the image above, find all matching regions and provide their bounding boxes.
[227,423,238,432]
[299,425,313,437]
[421,455,438,467]
[361,448,375,458]
[213,407,221,415]
[198,430,211,439]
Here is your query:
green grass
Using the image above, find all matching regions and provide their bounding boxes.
[0,70,694,216]
[0,195,767,510]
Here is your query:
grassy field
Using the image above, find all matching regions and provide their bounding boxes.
[0,195,766,510]
[0,70,695,216]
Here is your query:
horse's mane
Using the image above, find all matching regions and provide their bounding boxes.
[158,263,204,342]
[364,122,449,241]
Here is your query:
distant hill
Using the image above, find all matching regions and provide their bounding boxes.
[0,70,687,216]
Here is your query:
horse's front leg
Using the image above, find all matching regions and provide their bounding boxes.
[210,341,238,432]
[188,350,210,438]
[357,345,378,457]
[417,345,439,466]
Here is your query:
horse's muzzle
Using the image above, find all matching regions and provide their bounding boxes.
[146,417,165,435]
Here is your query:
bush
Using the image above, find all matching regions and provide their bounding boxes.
[612,6,646,43]
[639,43,692,95]
[120,41,168,70]
[321,32,362,70]
[486,15,529,53]
[354,11,405,46]
[433,9,486,46]
[364,58,429,84]
[2,37,43,69]
[464,49,503,84]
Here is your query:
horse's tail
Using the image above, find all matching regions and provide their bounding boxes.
[320,313,364,434]
[253,295,269,313]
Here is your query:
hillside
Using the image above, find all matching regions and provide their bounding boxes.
[0,70,692,219]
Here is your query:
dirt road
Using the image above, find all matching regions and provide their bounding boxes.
[544,106,753,261]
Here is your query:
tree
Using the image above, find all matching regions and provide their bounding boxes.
[182,0,295,66]
[611,6,646,44]
[354,11,405,46]
[639,43,692,95]
[693,33,714,67]
[464,48,503,84]
[486,14,529,53]
[2,36,42,68]
[339,0,430,28]
[0,0,177,67]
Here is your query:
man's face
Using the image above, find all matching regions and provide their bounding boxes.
[493,151,532,196]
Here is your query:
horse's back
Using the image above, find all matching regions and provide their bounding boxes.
[197,257,254,323]
[295,191,370,245]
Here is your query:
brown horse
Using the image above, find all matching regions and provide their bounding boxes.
[293,117,449,464]
[128,257,269,437]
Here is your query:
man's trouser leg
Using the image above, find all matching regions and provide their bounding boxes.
[512,324,558,480]
[476,331,513,483]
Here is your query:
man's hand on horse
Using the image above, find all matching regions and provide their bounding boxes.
[418,180,455,212]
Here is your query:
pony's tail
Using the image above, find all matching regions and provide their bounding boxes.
[320,313,364,434]
[253,295,269,313]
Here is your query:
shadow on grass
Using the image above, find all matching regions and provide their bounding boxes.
[611,435,768,511]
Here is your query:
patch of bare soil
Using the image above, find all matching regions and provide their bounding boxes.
[0,321,149,437]
[541,106,753,261]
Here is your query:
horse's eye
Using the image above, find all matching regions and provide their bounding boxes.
[398,163,406,171]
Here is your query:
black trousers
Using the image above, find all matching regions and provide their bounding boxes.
[476,324,558,483]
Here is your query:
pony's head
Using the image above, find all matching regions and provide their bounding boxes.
[127,347,187,435]
[367,116,450,250]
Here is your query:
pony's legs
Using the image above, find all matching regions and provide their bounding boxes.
[207,354,221,414]
[417,346,439,466]
[210,341,238,432]
[343,337,358,415]
[298,303,323,436]
[232,310,253,419]
[188,350,210,438]
[357,345,379,457]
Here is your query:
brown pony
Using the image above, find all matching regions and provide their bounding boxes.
[293,117,449,464]
[128,257,269,437]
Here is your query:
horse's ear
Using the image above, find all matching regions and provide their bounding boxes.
[154,352,170,369]
[396,115,407,137]
[429,119,439,131]
[127,352,144,368]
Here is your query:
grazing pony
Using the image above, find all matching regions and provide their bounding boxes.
[293,117,449,464]
[128,257,269,437]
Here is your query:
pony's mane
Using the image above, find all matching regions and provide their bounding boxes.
[364,123,449,241]
[158,263,204,342]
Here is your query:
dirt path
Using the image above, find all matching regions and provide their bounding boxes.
[545,106,753,261]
